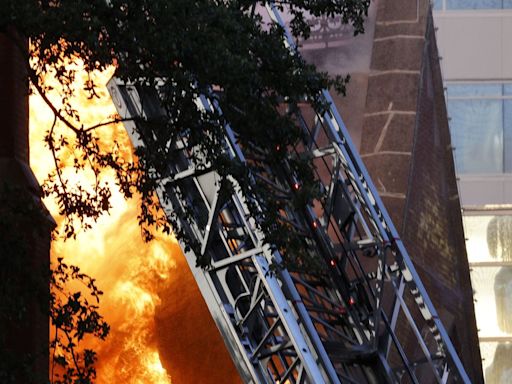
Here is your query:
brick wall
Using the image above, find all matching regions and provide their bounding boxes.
[0,30,51,383]
[155,250,242,384]
[0,30,29,163]
[360,1,483,381]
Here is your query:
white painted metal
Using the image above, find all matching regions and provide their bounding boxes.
[106,5,472,382]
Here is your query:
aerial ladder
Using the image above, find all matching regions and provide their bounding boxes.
[108,5,471,383]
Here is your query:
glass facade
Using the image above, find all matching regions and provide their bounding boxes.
[481,342,512,383]
[464,215,512,262]
[471,266,512,337]
[463,213,512,382]
[434,0,512,10]
[446,83,512,174]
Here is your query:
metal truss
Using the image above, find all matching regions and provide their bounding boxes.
[107,6,471,383]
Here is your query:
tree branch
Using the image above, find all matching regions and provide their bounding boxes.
[82,116,137,133]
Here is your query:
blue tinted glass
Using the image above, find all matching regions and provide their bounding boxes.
[504,0,512,8]
[447,0,503,8]
[433,0,443,9]
[448,99,503,173]
[504,84,512,96]
[505,100,512,172]
[447,84,503,98]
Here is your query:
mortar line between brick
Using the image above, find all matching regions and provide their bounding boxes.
[376,20,419,26]
[374,35,425,42]
[370,70,421,76]
[361,151,411,158]
[374,112,394,153]
[378,192,407,199]
[364,110,416,117]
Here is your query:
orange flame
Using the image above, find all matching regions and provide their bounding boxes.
[29,62,177,383]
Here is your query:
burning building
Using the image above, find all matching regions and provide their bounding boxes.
[2,0,483,383]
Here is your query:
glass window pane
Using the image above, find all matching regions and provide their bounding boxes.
[463,215,512,263]
[504,0,512,9]
[505,84,512,96]
[505,100,512,172]
[447,0,503,9]
[471,266,512,337]
[433,0,443,10]
[447,83,502,98]
[448,99,503,173]
[482,342,512,383]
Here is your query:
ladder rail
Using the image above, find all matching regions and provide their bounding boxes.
[109,79,340,383]
[106,4,472,379]
[266,4,471,383]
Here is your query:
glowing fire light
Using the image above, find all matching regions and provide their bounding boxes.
[29,61,178,383]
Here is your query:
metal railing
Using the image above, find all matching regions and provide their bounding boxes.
[107,5,470,382]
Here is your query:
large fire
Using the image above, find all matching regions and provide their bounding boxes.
[29,63,178,383]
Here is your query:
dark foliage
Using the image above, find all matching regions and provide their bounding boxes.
[0,185,109,384]
[1,1,369,381]
[1,0,369,264]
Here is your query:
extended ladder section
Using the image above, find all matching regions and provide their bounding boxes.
[107,7,470,383]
